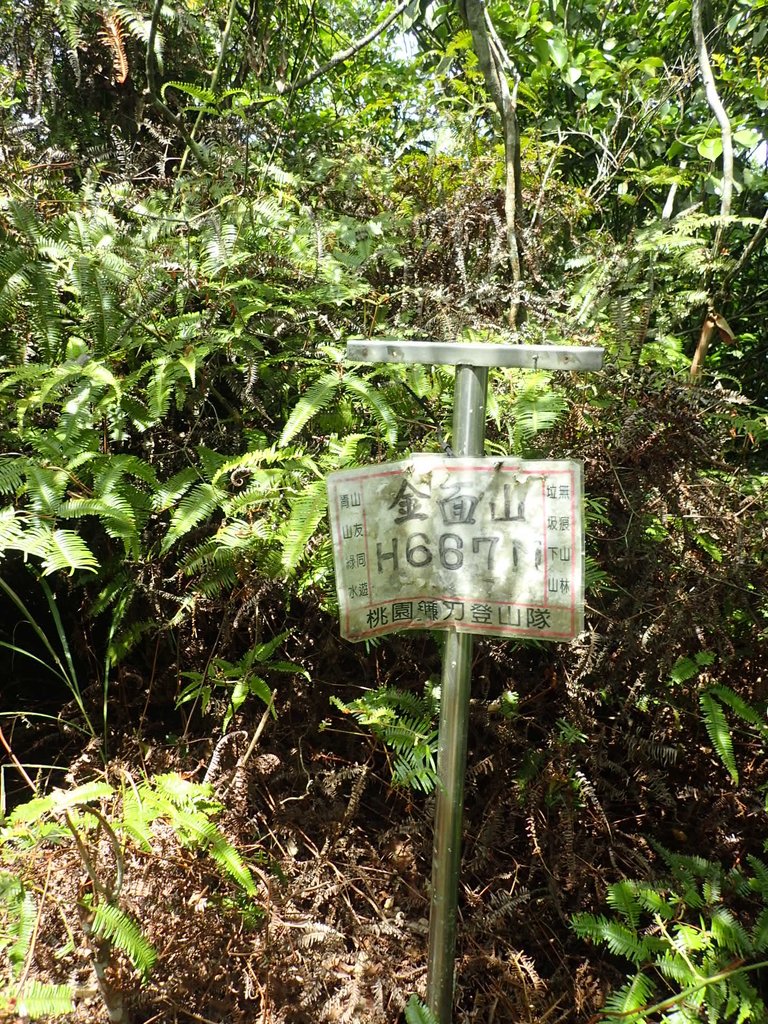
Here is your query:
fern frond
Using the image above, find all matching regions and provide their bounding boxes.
[222,474,285,516]
[143,774,257,894]
[88,900,157,980]
[634,883,677,920]
[281,479,327,573]
[750,907,768,952]
[161,482,224,552]
[512,375,568,451]
[709,907,751,954]
[405,996,438,1024]
[16,980,75,1018]
[57,495,140,553]
[149,772,215,810]
[119,812,154,854]
[200,221,240,277]
[279,371,341,447]
[93,454,158,493]
[747,856,768,899]
[206,832,257,895]
[606,880,642,929]
[333,688,439,793]
[160,80,217,107]
[601,971,656,1015]
[0,873,36,976]
[38,527,100,575]
[708,684,768,737]
[100,11,129,84]
[25,464,67,514]
[146,356,180,420]
[0,248,29,318]
[700,690,738,783]
[153,467,198,512]
[571,913,646,963]
[341,373,398,447]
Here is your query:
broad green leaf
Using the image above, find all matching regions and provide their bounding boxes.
[733,128,761,149]
[548,37,569,70]
[697,136,723,161]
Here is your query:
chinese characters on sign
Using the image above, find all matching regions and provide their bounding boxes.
[327,456,584,642]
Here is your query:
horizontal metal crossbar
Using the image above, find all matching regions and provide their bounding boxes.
[347,339,604,371]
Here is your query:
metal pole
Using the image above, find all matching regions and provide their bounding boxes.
[426,363,488,1024]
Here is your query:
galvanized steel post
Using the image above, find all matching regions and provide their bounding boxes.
[426,362,487,1023]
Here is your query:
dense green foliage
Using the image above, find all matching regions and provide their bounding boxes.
[0,0,766,1020]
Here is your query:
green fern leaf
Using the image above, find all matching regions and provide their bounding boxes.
[590,917,645,963]
[341,373,398,447]
[149,773,214,810]
[279,371,341,446]
[119,792,155,852]
[25,464,67,514]
[747,857,768,899]
[606,881,642,928]
[162,482,223,552]
[39,528,100,575]
[602,971,655,1015]
[9,782,113,825]
[153,467,198,512]
[89,901,157,980]
[710,907,751,954]
[750,907,768,951]
[700,690,738,783]
[0,457,27,495]
[512,377,567,450]
[130,775,257,894]
[335,688,439,793]
[59,494,140,551]
[405,995,439,1024]
[656,951,696,985]
[0,873,36,975]
[709,685,768,737]
[161,79,216,106]
[16,980,75,1018]
[146,356,178,420]
[281,479,327,572]
[207,833,257,895]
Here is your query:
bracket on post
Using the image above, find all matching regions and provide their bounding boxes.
[347,338,604,371]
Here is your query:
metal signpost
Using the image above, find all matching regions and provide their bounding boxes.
[328,338,604,1024]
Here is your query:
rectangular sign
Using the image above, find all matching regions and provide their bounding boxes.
[327,456,584,642]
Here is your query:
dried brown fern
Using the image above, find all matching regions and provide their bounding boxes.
[100,11,129,85]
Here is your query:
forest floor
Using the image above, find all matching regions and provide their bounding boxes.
[3,600,767,1024]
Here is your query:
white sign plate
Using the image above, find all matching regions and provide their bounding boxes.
[327,456,584,643]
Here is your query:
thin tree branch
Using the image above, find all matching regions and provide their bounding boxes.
[461,0,523,328]
[288,0,411,93]
[692,0,733,258]
[690,0,735,381]
[721,206,768,293]
[177,0,239,179]
[0,726,37,793]
[146,0,210,171]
